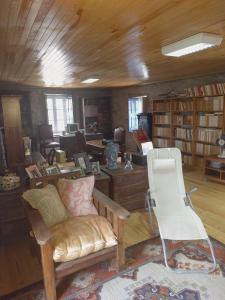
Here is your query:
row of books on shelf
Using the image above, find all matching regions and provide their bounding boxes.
[185,83,225,97]
[153,137,170,148]
[175,140,192,153]
[197,128,222,144]
[196,96,224,111]
[153,127,171,137]
[153,101,170,111]
[173,114,192,126]
[175,128,192,140]
[196,143,219,156]
[154,114,170,124]
[198,113,223,128]
[172,100,193,111]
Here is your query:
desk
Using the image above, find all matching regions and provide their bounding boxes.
[86,139,105,150]
[101,163,148,211]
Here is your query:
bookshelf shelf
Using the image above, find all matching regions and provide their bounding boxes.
[151,95,225,168]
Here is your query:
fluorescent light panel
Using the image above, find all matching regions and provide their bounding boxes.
[81,78,99,83]
[162,33,223,57]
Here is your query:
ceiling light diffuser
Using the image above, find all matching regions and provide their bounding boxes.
[81,78,99,84]
[162,33,223,57]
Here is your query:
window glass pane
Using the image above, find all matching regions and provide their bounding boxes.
[128,97,143,131]
[56,98,63,109]
[46,98,53,109]
[47,109,54,121]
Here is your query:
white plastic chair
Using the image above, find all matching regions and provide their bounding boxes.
[146,148,216,273]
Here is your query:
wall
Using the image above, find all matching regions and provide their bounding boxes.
[0,82,111,148]
[111,72,225,151]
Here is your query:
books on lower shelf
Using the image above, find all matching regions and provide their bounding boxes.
[175,128,192,140]
[153,127,170,137]
[198,113,223,127]
[196,143,220,156]
[154,113,170,124]
[197,128,222,144]
[196,96,224,112]
[182,155,192,166]
[175,140,192,153]
[153,138,170,148]
[185,83,225,97]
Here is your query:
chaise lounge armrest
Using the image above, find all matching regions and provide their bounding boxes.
[93,188,130,220]
[27,207,52,245]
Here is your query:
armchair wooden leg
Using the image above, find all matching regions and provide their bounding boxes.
[40,243,57,300]
[116,219,125,270]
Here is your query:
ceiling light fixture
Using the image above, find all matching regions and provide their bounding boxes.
[81,78,99,84]
[162,33,223,57]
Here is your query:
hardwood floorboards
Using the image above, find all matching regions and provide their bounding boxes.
[1,169,225,297]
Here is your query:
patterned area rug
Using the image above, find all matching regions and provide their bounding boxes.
[7,238,225,300]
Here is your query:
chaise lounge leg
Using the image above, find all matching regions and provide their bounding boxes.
[40,243,57,300]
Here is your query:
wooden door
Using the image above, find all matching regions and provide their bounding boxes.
[1,96,24,166]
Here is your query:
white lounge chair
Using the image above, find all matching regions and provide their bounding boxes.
[146,147,216,273]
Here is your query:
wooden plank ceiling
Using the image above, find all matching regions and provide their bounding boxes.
[0,0,225,88]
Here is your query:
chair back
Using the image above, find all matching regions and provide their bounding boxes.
[114,127,125,145]
[75,131,87,153]
[38,124,54,143]
[147,148,186,215]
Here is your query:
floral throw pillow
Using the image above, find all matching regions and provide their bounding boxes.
[57,176,98,216]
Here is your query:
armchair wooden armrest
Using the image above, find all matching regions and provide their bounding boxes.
[26,207,52,245]
[93,188,130,220]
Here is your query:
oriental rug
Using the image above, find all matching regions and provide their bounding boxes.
[7,238,225,300]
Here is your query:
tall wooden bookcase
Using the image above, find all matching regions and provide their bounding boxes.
[152,96,225,168]
[0,95,24,167]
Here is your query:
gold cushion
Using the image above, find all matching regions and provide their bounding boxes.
[50,215,117,262]
[23,184,68,227]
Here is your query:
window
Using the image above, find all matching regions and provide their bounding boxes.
[46,94,74,134]
[128,97,143,131]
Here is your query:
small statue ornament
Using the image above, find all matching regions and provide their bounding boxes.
[104,142,119,170]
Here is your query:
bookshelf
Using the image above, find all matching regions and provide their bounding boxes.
[151,96,225,168]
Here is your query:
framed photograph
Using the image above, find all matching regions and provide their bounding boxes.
[73,152,90,173]
[25,165,42,179]
[44,164,61,176]
[90,161,101,175]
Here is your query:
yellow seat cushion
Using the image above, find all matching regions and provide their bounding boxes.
[50,215,117,262]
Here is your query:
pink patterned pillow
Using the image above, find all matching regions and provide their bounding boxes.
[57,176,98,216]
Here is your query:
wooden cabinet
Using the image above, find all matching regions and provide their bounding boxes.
[0,187,27,238]
[101,164,148,210]
[0,96,24,167]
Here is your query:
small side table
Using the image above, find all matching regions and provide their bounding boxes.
[101,163,148,211]
[204,155,225,184]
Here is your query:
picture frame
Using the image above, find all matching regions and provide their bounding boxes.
[73,152,91,173]
[25,165,42,179]
[90,161,101,175]
[44,164,61,176]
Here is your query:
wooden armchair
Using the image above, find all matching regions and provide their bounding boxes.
[24,174,130,300]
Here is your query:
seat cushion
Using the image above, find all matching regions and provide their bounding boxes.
[57,176,98,217]
[23,184,68,227]
[50,215,117,262]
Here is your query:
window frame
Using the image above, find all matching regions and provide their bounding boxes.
[45,94,74,135]
[128,96,143,132]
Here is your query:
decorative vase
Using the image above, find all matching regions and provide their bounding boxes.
[104,142,119,170]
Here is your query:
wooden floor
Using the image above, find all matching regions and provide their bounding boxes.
[1,169,225,297]
[124,169,225,246]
